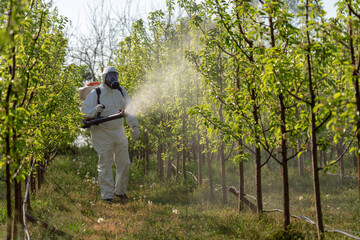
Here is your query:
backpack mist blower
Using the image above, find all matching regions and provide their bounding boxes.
[81,110,126,129]
[78,82,127,129]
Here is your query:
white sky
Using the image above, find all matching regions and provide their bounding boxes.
[55,0,167,30]
[317,0,338,18]
[55,0,338,32]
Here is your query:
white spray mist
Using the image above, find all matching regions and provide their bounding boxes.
[131,57,200,116]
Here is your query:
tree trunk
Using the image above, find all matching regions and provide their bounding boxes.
[143,131,150,175]
[255,144,262,213]
[6,161,12,240]
[206,134,214,201]
[306,1,324,236]
[337,141,345,185]
[269,10,290,227]
[5,12,16,239]
[216,52,227,205]
[182,117,187,179]
[310,111,324,237]
[347,3,360,200]
[145,148,150,175]
[252,89,263,213]
[166,156,172,180]
[176,150,180,176]
[189,135,196,163]
[219,140,227,205]
[279,93,290,229]
[157,143,163,180]
[37,164,43,190]
[198,133,202,186]
[238,161,244,211]
[5,117,12,240]
[13,179,24,239]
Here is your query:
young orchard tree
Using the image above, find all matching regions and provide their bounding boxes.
[317,0,360,200]
[303,1,325,235]
[191,0,267,212]
[0,1,83,239]
[257,0,306,229]
[282,0,335,237]
[333,0,360,199]
[181,0,266,211]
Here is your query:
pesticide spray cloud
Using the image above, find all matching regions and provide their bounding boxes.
[130,57,200,116]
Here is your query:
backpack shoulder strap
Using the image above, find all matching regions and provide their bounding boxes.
[95,87,101,104]
[117,86,127,110]
[117,86,125,98]
[96,87,124,103]
[95,87,101,117]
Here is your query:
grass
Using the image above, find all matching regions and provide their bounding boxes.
[0,146,359,239]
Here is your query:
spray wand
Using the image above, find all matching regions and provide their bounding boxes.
[81,109,126,129]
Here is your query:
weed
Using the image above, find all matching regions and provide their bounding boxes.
[66,221,84,233]
[0,205,6,224]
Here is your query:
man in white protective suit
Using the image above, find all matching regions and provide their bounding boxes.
[81,66,139,202]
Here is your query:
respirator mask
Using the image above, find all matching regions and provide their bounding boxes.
[105,71,119,89]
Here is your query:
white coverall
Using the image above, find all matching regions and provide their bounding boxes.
[81,67,139,200]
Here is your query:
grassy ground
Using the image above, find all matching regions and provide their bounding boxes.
[1,146,359,239]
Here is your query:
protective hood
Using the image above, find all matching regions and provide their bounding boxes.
[102,66,119,89]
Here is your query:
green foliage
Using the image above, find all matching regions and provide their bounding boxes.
[178,0,360,172]
[0,205,6,224]
[0,2,85,238]
[110,1,360,235]
[1,0,359,238]
[0,0,84,179]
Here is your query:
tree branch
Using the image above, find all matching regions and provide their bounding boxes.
[260,147,277,168]
[315,111,332,132]
[318,136,354,171]
[348,3,360,19]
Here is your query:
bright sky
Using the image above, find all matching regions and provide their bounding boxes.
[55,0,167,30]
[319,0,338,18]
[55,0,338,32]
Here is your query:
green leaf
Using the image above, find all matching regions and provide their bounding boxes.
[333,92,341,99]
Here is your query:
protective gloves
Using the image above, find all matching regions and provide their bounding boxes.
[131,127,139,141]
[96,104,105,113]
